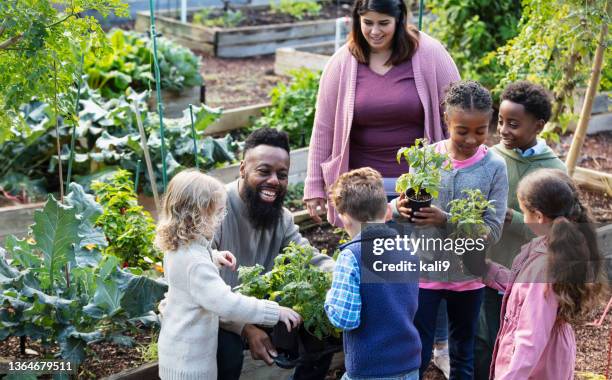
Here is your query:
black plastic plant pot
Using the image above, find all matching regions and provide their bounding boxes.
[298,328,326,354]
[406,189,433,219]
[271,323,299,365]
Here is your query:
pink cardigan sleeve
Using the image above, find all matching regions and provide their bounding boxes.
[303,53,343,200]
[433,41,460,138]
[499,282,559,380]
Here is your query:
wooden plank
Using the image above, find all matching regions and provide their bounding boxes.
[207,147,309,184]
[103,361,159,380]
[135,11,216,43]
[148,86,203,118]
[217,34,332,58]
[217,19,336,46]
[204,103,271,136]
[0,202,45,243]
[574,166,612,196]
[274,47,330,76]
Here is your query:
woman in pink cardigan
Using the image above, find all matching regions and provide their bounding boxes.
[484,169,604,379]
[303,0,460,227]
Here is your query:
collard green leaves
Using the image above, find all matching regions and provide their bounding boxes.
[0,183,167,367]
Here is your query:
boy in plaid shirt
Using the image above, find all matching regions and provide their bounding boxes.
[324,167,421,380]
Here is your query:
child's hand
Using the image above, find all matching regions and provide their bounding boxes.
[212,250,237,270]
[397,193,412,219]
[278,306,302,332]
[504,208,514,224]
[412,206,447,227]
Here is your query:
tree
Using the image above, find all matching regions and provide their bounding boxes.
[0,0,128,143]
[425,0,522,89]
[491,0,610,141]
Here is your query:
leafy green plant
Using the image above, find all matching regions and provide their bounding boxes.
[252,68,321,148]
[284,182,305,211]
[0,84,234,196]
[236,242,338,340]
[447,189,496,238]
[85,29,203,98]
[395,139,451,200]
[0,0,128,143]
[91,170,161,269]
[490,0,610,141]
[193,8,246,27]
[0,183,166,367]
[425,0,521,90]
[270,0,322,20]
[139,339,159,362]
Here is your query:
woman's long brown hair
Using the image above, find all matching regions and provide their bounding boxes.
[347,0,419,66]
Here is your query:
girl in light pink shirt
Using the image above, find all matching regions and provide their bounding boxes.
[485,168,604,379]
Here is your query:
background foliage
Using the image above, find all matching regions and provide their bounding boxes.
[0,0,128,143]
[0,183,166,366]
[425,0,522,90]
[252,68,320,149]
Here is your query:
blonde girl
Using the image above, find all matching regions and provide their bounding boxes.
[485,168,604,379]
[155,169,301,380]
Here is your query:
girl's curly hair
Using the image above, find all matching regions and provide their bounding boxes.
[155,169,227,252]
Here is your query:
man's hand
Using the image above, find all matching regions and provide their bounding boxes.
[412,206,447,227]
[242,324,277,365]
[504,208,514,224]
[305,198,327,224]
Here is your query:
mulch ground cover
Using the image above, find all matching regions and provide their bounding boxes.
[0,329,155,378]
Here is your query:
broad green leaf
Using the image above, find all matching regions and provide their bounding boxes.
[92,278,122,316]
[58,336,86,366]
[120,275,167,317]
[32,195,80,289]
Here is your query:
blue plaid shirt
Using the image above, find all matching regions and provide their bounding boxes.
[324,248,361,330]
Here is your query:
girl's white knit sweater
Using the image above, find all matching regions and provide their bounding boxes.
[158,238,280,380]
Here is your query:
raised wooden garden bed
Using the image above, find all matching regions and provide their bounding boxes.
[204,102,271,136]
[134,4,349,58]
[148,85,205,118]
[0,202,45,243]
[274,41,334,76]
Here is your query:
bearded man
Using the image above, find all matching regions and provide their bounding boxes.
[213,128,335,380]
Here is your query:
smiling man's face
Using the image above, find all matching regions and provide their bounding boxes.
[239,144,290,228]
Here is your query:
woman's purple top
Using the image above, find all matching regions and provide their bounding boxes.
[348,58,425,178]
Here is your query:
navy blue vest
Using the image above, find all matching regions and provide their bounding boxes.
[341,224,421,377]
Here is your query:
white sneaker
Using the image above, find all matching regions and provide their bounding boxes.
[433,346,450,380]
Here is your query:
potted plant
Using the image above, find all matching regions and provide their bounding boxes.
[395,138,451,217]
[447,189,496,276]
[236,242,341,369]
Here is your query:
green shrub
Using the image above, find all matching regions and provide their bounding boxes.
[252,69,321,148]
[236,242,338,340]
[0,183,166,367]
[91,170,161,269]
[425,0,521,90]
[85,29,203,98]
[193,8,245,27]
[270,0,322,20]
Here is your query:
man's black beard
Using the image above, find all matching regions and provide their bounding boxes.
[242,183,286,229]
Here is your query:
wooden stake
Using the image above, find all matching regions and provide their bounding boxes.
[133,105,161,214]
[565,21,608,176]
